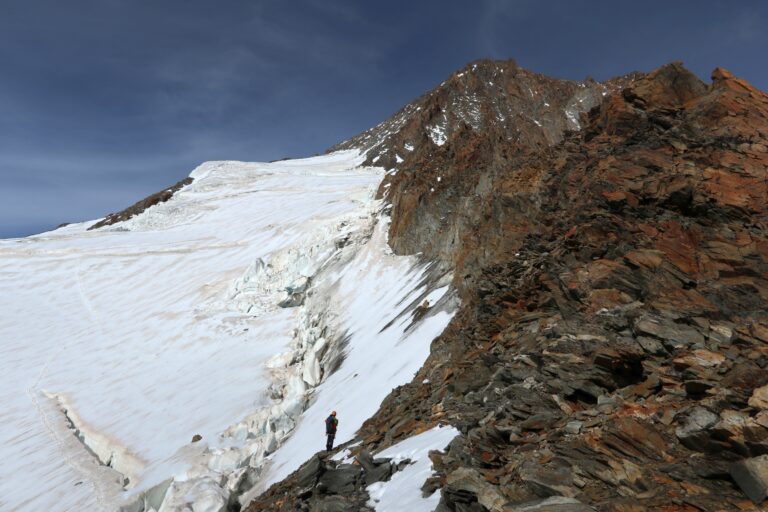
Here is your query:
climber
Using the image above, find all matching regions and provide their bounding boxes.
[325,411,338,451]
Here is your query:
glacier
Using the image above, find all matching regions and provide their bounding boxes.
[0,150,456,511]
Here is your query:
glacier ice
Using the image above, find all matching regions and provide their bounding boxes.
[0,149,456,511]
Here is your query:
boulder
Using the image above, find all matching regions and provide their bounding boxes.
[518,460,575,498]
[633,315,704,349]
[675,407,719,452]
[730,455,768,503]
[634,336,666,355]
[673,349,725,370]
[521,413,558,431]
[309,496,355,512]
[712,410,768,456]
[603,417,667,460]
[356,450,393,485]
[692,456,732,480]
[317,465,361,495]
[297,455,324,489]
[565,421,583,435]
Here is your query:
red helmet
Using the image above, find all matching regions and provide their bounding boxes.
[331,411,337,416]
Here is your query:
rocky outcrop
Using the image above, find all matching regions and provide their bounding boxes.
[331,59,637,190]
[248,60,768,511]
[88,176,193,230]
[247,449,407,512]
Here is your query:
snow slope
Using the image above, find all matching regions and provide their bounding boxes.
[0,150,455,511]
[252,219,454,495]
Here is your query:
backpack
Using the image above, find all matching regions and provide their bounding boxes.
[325,416,338,434]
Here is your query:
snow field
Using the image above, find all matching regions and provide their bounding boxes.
[0,149,457,512]
[0,151,381,510]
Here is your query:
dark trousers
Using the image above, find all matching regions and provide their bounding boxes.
[326,434,335,451]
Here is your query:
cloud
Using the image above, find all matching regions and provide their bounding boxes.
[1,0,767,238]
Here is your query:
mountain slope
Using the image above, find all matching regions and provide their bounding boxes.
[0,152,455,511]
[247,63,768,511]
[3,58,766,512]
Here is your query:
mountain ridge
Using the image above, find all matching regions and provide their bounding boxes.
[247,60,768,511]
[23,57,767,511]
[329,59,640,171]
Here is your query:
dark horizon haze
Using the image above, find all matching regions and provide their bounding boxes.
[1,0,767,238]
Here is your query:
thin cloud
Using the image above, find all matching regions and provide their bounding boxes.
[0,0,766,238]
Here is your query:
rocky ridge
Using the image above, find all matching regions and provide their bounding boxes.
[88,176,194,230]
[330,59,638,177]
[248,60,768,511]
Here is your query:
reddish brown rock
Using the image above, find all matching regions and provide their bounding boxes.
[246,61,768,512]
[673,350,726,370]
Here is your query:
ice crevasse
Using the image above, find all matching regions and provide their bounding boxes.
[0,150,457,511]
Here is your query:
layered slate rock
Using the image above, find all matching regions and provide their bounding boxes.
[247,61,768,511]
[731,455,768,504]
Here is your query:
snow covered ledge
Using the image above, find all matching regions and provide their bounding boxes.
[367,425,460,511]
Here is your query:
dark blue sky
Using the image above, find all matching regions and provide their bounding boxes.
[1,0,766,238]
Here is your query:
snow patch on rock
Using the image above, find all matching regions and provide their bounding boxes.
[366,425,459,511]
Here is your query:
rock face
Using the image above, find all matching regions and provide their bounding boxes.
[330,60,639,172]
[247,60,768,511]
[247,450,402,512]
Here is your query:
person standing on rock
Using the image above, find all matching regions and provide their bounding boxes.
[325,411,338,451]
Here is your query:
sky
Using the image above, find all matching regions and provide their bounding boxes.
[1,0,766,238]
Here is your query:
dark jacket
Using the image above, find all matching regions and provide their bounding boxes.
[325,415,338,435]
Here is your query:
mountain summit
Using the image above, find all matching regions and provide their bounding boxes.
[331,59,637,169]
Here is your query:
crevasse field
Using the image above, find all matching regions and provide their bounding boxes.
[0,151,455,511]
